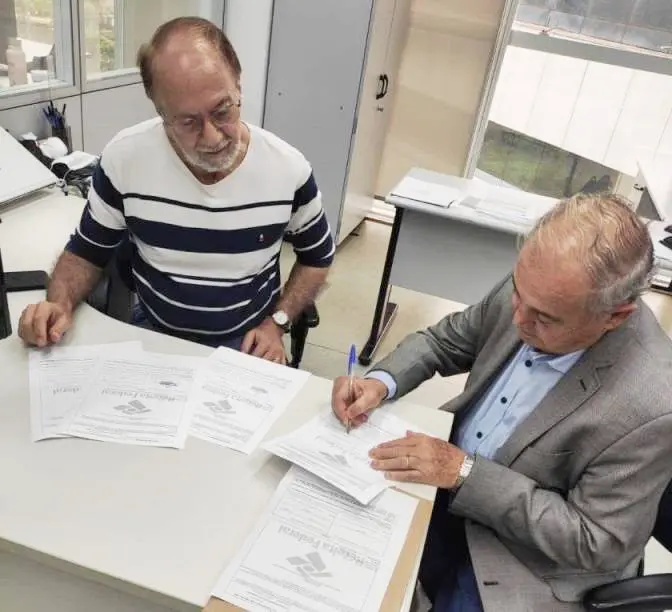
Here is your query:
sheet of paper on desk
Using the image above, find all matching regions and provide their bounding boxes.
[459,181,555,224]
[264,409,422,505]
[63,351,203,448]
[391,175,463,208]
[187,347,310,453]
[212,466,417,612]
[28,341,142,442]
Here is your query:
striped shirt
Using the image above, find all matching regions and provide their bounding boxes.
[66,118,334,344]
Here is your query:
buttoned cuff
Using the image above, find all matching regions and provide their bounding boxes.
[364,370,397,399]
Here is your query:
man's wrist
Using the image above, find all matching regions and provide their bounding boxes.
[453,454,474,491]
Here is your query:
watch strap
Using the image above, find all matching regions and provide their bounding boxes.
[454,454,474,490]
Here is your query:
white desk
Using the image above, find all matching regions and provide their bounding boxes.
[636,155,672,222]
[359,168,554,365]
[0,190,453,612]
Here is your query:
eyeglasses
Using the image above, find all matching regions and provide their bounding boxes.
[163,98,242,137]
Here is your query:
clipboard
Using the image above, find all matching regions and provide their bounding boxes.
[202,493,434,612]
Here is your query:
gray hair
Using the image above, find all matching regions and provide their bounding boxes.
[523,194,653,313]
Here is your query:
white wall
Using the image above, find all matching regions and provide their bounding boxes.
[81,84,156,153]
[223,0,273,127]
[490,45,672,176]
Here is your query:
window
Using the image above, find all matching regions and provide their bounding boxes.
[477,122,622,199]
[515,0,672,58]
[82,0,223,84]
[1,0,74,97]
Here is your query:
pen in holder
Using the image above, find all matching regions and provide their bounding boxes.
[51,124,72,154]
[43,101,71,153]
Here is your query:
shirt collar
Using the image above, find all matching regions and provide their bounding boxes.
[522,344,584,374]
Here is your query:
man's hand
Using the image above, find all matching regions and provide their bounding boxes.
[369,432,467,488]
[241,317,287,364]
[18,301,73,348]
[331,376,388,429]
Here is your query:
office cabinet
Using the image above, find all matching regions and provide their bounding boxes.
[263,0,410,244]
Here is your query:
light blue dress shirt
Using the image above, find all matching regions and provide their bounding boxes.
[368,343,583,459]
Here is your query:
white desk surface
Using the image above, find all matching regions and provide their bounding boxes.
[638,155,672,220]
[386,168,556,236]
[0,190,454,610]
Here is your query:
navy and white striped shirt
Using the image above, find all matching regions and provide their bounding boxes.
[67,118,334,344]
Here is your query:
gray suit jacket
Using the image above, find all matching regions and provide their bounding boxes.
[374,277,672,611]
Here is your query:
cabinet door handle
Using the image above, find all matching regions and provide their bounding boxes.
[375,74,385,100]
[381,74,389,98]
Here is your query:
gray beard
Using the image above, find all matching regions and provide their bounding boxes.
[183,141,242,174]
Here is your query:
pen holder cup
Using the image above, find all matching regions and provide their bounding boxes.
[51,125,72,154]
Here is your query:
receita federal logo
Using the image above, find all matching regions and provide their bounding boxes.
[204,399,236,414]
[286,551,332,583]
[113,399,151,415]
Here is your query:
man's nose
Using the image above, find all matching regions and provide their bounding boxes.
[513,303,533,327]
[200,118,224,147]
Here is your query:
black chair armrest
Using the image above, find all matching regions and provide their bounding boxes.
[583,574,672,611]
[298,302,320,328]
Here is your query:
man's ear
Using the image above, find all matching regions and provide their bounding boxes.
[605,301,637,331]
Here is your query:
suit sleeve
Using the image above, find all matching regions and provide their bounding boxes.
[451,411,672,571]
[371,275,512,397]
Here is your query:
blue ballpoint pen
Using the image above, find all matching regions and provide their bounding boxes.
[346,344,356,434]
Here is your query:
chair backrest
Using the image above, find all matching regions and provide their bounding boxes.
[653,478,672,553]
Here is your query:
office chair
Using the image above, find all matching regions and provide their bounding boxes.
[87,234,319,369]
[583,479,672,611]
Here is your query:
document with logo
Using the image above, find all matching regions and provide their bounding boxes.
[28,342,142,442]
[212,466,417,612]
[63,351,203,448]
[187,347,310,453]
[264,410,422,505]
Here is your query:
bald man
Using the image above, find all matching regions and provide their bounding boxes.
[19,17,334,362]
[332,195,672,611]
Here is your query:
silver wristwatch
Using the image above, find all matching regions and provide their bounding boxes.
[271,309,291,333]
[453,454,474,490]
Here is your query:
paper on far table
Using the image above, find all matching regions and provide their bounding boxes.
[28,341,142,442]
[212,466,418,612]
[63,351,203,448]
[458,180,555,225]
[187,347,310,453]
[390,176,463,208]
[264,409,423,504]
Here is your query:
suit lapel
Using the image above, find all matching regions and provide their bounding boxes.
[494,358,600,466]
[494,315,635,467]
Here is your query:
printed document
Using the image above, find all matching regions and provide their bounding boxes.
[28,342,141,442]
[212,466,418,612]
[188,347,310,453]
[264,410,421,504]
[64,351,202,448]
[391,175,463,208]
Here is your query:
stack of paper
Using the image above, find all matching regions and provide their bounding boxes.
[29,343,203,449]
[212,466,418,612]
[390,175,464,208]
[457,181,556,225]
[264,410,424,504]
[29,344,312,453]
[187,347,310,453]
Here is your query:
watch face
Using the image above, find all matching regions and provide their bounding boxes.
[273,311,289,326]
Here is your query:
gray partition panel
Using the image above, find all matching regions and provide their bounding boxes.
[263,0,374,238]
[391,209,521,305]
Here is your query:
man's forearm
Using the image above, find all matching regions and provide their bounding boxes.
[276,263,329,320]
[47,251,104,313]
